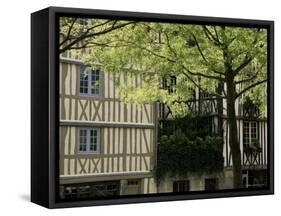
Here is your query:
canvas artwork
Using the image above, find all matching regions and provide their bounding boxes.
[58,16,269,201]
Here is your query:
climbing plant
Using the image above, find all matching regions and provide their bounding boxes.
[156,134,224,182]
[156,116,224,183]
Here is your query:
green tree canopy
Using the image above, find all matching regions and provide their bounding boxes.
[80,21,267,117]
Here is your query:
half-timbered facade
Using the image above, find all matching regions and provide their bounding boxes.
[158,77,268,192]
[59,47,158,199]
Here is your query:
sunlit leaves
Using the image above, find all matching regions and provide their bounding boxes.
[60,17,268,118]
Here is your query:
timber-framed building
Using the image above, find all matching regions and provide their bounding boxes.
[59,42,268,200]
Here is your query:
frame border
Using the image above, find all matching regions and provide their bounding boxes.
[41,6,274,208]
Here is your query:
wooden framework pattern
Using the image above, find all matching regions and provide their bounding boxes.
[59,50,157,192]
[158,92,268,169]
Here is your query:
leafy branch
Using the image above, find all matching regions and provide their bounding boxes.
[235,79,267,99]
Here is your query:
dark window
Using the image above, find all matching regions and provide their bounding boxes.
[205,178,218,191]
[127,180,139,186]
[64,186,77,199]
[77,185,91,198]
[162,76,177,94]
[63,181,120,200]
[200,90,211,99]
[173,181,190,192]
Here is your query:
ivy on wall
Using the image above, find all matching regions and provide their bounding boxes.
[159,115,215,139]
[156,115,224,183]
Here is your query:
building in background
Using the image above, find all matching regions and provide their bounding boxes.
[158,75,268,192]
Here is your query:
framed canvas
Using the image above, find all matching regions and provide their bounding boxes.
[31,6,274,208]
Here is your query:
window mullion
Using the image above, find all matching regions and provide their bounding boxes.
[87,129,90,152]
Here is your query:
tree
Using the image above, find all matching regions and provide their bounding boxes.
[80,21,267,188]
[59,17,136,54]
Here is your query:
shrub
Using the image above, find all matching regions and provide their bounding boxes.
[156,134,224,182]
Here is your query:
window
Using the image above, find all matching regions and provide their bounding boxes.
[205,178,218,191]
[173,181,190,192]
[79,65,102,96]
[200,90,211,99]
[127,180,140,187]
[243,121,257,148]
[78,128,100,154]
[64,186,77,199]
[162,76,177,94]
[78,18,90,34]
[63,181,120,200]
[77,185,91,198]
[124,179,141,195]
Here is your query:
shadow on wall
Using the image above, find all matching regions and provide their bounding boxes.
[18,194,30,202]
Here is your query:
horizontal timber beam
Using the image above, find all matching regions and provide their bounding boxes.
[60,120,155,129]
[60,57,102,66]
[60,171,154,184]
[62,152,153,158]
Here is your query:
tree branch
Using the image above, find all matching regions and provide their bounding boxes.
[202,26,222,46]
[233,30,263,75]
[191,33,208,63]
[191,33,224,76]
[182,71,225,99]
[235,70,259,84]
[83,20,115,34]
[182,65,225,81]
[141,46,176,63]
[163,31,178,59]
[59,18,77,46]
[233,56,253,75]
[235,79,267,99]
[59,21,136,53]
[213,26,222,44]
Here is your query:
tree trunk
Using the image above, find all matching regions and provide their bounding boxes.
[216,81,224,137]
[226,76,242,188]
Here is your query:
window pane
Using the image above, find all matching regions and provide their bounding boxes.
[243,122,250,146]
[91,69,100,95]
[89,129,99,153]
[79,66,89,94]
[79,129,88,152]
[93,130,97,136]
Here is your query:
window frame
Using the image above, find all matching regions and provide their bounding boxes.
[173,180,190,192]
[78,65,103,97]
[243,121,258,148]
[77,127,101,154]
[204,178,218,191]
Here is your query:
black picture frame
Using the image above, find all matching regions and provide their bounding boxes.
[31,6,274,209]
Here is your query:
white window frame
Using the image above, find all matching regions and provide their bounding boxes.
[243,121,258,148]
[77,18,90,34]
[78,65,102,96]
[77,128,100,154]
